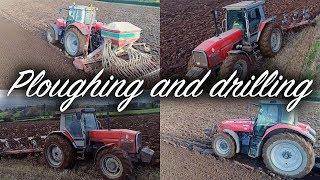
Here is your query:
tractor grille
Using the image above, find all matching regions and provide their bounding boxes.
[192,51,208,68]
[136,132,142,152]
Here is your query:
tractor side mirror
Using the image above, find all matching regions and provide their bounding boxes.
[221,19,227,32]
[105,117,111,130]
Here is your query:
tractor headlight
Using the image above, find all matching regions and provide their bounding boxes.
[192,50,208,68]
[136,132,142,152]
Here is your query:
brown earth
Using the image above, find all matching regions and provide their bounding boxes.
[160,0,320,79]
[160,97,320,179]
[0,114,159,179]
[0,0,159,89]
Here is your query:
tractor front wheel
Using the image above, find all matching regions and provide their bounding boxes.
[212,133,236,158]
[262,133,314,178]
[219,53,251,80]
[46,26,58,44]
[43,134,75,170]
[96,147,133,180]
[64,27,86,57]
[259,23,283,57]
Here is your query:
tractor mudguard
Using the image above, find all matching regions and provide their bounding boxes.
[228,50,253,63]
[223,129,240,153]
[94,143,116,164]
[49,23,60,41]
[46,131,77,148]
[67,22,90,35]
[257,17,275,41]
[252,124,317,157]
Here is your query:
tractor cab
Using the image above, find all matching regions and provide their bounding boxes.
[60,108,99,148]
[253,101,296,137]
[66,5,97,25]
[223,0,266,41]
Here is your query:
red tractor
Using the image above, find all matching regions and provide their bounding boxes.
[46,4,104,57]
[205,100,317,178]
[43,108,154,179]
[186,0,313,79]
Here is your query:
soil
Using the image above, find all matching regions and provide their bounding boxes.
[160,0,320,79]
[160,97,320,179]
[0,0,159,89]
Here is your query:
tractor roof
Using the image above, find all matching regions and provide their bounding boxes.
[260,100,286,105]
[69,5,95,11]
[58,108,96,115]
[223,1,265,11]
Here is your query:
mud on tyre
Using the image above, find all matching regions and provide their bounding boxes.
[219,53,251,80]
[43,134,75,170]
[262,133,314,178]
[64,26,86,57]
[96,147,133,180]
[212,133,236,158]
[258,23,283,57]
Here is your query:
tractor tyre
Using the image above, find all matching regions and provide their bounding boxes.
[258,23,283,57]
[64,27,86,57]
[212,133,236,158]
[262,133,314,178]
[96,147,133,180]
[46,26,58,44]
[43,134,75,170]
[219,53,251,80]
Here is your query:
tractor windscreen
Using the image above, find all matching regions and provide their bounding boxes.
[83,113,98,131]
[68,8,85,23]
[227,10,246,30]
[84,10,96,24]
[279,107,297,125]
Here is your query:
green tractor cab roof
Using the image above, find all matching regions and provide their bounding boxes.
[223,0,265,10]
[68,5,96,11]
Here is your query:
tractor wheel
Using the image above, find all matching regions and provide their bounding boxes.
[96,147,133,180]
[43,134,75,170]
[262,133,314,178]
[259,23,283,57]
[219,53,251,80]
[212,133,236,158]
[46,26,58,44]
[64,27,86,57]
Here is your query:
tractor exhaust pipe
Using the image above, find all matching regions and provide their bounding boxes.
[211,10,219,36]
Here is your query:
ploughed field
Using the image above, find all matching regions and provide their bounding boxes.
[0,114,160,163]
[160,0,320,78]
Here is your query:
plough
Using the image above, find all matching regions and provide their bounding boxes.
[0,136,46,156]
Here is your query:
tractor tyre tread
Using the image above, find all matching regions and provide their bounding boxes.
[47,26,58,44]
[262,132,314,178]
[258,23,282,57]
[212,132,236,158]
[64,27,86,57]
[96,146,133,180]
[219,53,251,80]
[43,134,75,170]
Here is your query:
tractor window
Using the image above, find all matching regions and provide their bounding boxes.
[68,9,85,23]
[65,114,83,138]
[84,10,96,24]
[83,113,98,131]
[227,10,246,30]
[255,104,278,136]
[280,107,296,125]
[248,8,261,34]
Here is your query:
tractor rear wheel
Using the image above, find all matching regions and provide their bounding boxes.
[219,53,251,80]
[96,147,133,180]
[259,23,283,57]
[64,27,86,57]
[46,26,58,44]
[43,134,75,170]
[212,133,236,158]
[262,133,314,178]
